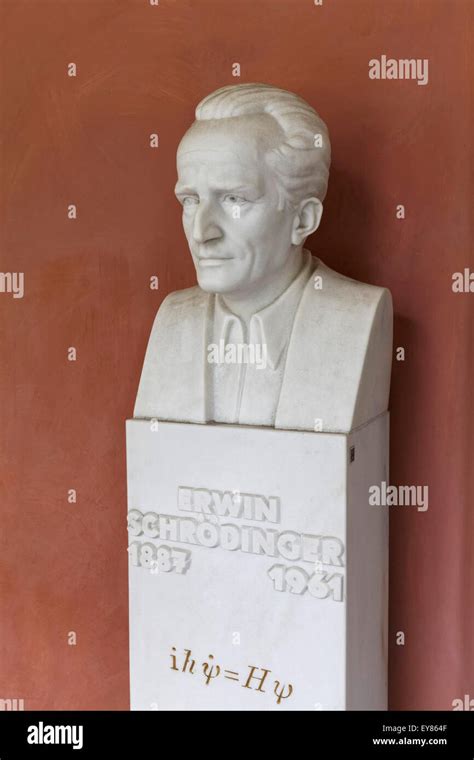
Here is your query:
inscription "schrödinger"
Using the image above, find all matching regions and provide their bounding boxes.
[127,486,345,569]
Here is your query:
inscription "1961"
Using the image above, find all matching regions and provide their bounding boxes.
[268,564,344,601]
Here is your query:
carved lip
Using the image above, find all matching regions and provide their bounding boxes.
[198,257,234,267]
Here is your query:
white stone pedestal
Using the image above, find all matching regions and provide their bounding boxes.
[126,415,389,711]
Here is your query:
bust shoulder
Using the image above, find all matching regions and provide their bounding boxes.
[313,257,390,303]
[302,258,392,335]
[157,284,208,314]
[162,284,206,305]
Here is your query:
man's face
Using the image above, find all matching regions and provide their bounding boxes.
[175,114,297,297]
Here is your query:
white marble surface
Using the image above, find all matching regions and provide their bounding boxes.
[127,415,388,710]
[134,83,393,432]
[134,255,392,432]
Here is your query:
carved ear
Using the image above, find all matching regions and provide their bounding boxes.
[291,198,323,245]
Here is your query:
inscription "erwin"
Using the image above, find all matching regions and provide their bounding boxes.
[178,487,280,523]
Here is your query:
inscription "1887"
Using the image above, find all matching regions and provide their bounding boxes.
[268,564,344,601]
[128,541,191,574]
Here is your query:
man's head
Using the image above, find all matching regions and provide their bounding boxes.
[174,83,331,297]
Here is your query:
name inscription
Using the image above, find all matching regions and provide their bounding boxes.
[128,486,346,602]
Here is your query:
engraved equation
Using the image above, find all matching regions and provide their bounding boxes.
[170,646,293,705]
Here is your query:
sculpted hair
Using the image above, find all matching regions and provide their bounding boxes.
[195,82,331,208]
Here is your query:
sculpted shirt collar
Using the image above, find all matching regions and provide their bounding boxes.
[214,250,313,370]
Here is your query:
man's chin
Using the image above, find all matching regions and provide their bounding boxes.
[195,271,242,295]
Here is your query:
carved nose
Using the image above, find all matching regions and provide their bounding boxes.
[192,204,222,244]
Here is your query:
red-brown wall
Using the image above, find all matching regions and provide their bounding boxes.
[0,0,472,710]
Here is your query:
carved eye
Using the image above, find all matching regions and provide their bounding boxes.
[223,194,246,205]
[182,196,198,207]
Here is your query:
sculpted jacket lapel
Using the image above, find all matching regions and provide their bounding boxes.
[275,262,320,432]
[134,287,211,423]
[173,289,211,423]
[276,257,390,433]
[276,258,362,433]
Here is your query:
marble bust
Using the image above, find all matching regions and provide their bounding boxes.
[134,83,393,432]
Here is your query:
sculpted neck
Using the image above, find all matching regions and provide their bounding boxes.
[220,246,305,324]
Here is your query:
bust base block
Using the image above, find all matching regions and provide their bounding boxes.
[126,414,389,711]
